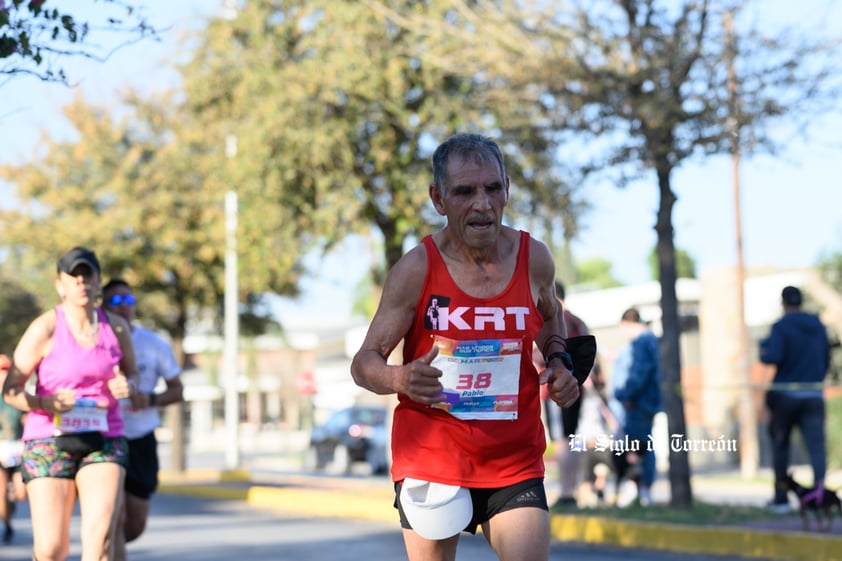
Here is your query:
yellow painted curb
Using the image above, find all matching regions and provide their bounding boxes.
[247,485,396,523]
[159,482,250,501]
[220,469,252,482]
[158,480,842,561]
[551,515,842,561]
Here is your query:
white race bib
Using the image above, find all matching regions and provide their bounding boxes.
[54,398,109,434]
[430,336,522,420]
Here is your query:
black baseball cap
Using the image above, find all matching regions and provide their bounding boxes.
[57,246,101,275]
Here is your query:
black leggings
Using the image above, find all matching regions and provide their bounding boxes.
[766,392,826,502]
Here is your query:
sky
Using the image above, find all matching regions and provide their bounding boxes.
[1,0,841,325]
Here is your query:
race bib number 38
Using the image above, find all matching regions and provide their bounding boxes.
[430,335,522,420]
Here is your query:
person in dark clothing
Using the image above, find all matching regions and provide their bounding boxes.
[608,307,662,506]
[760,285,830,514]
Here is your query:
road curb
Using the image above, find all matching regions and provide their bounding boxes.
[159,478,842,561]
[550,514,842,561]
[247,485,395,522]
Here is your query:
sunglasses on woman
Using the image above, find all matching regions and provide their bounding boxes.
[106,294,137,307]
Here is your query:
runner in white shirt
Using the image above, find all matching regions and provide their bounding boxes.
[103,279,184,561]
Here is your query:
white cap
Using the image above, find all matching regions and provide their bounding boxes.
[399,478,473,540]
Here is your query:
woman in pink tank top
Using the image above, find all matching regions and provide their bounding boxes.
[1,246,140,561]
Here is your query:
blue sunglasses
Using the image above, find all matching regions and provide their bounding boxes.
[106,294,137,307]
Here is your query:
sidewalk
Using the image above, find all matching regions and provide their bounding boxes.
[158,442,842,561]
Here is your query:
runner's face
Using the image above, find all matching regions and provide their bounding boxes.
[57,266,99,306]
[103,286,136,323]
[435,156,509,250]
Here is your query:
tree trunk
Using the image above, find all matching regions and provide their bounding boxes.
[655,164,693,507]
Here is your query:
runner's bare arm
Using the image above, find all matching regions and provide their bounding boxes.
[105,311,142,404]
[529,239,579,407]
[107,312,138,379]
[3,311,54,412]
[530,238,568,353]
[351,246,445,404]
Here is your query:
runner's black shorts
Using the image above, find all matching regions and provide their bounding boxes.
[125,431,159,500]
[394,477,548,535]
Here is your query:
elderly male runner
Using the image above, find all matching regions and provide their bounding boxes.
[351,133,579,561]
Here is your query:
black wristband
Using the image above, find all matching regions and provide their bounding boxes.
[544,351,574,372]
[149,393,157,406]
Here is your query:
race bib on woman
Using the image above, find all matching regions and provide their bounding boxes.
[54,398,109,434]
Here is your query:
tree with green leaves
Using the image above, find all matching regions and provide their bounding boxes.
[0,0,157,85]
[180,1,447,279]
[0,275,42,354]
[180,0,586,283]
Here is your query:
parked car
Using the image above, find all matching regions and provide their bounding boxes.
[305,405,389,475]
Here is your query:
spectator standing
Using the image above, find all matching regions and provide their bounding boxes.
[760,285,830,513]
[102,279,184,561]
[570,374,619,506]
[608,307,662,506]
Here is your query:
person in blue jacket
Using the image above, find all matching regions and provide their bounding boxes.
[760,285,830,513]
[609,307,662,506]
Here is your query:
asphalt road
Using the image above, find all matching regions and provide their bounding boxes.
[2,493,784,561]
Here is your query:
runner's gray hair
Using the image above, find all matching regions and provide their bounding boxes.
[431,133,507,195]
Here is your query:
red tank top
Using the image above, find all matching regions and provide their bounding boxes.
[391,231,546,488]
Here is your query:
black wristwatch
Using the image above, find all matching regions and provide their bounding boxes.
[544,351,574,372]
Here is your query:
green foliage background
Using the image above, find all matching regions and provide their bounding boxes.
[0,276,42,355]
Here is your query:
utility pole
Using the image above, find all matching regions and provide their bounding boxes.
[725,10,758,480]
[224,135,241,471]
